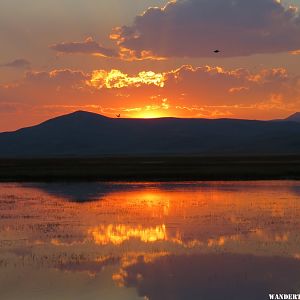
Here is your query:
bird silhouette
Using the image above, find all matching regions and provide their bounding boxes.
[116,114,121,118]
[214,50,220,53]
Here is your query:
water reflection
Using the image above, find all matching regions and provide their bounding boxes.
[89,224,168,245]
[22,182,142,202]
[1,181,300,299]
[117,253,300,300]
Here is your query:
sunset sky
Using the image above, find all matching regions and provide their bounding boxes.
[1,0,300,131]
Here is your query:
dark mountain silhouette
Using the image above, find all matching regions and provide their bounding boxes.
[1,110,300,157]
[285,112,300,122]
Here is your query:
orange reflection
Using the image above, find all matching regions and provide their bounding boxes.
[1,181,300,262]
[113,251,170,287]
[100,188,171,216]
[88,224,167,245]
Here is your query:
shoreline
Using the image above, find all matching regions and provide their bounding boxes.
[1,156,300,182]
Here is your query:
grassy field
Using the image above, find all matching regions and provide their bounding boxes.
[1,156,300,181]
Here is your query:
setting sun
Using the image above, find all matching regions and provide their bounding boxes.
[135,111,166,119]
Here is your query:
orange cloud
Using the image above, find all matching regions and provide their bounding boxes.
[0,64,300,131]
[290,49,300,55]
[228,87,249,93]
[87,69,165,89]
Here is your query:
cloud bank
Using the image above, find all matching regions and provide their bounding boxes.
[0,63,299,129]
[112,0,300,58]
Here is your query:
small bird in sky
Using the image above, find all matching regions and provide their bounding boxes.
[214,49,220,53]
[116,114,121,118]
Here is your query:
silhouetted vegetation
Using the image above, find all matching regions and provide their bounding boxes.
[1,155,300,181]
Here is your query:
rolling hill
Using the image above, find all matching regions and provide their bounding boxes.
[285,112,300,122]
[1,110,300,157]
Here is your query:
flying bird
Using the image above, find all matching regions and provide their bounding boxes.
[214,50,220,53]
[116,114,121,118]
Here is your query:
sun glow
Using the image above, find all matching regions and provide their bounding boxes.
[129,98,171,119]
[135,111,165,119]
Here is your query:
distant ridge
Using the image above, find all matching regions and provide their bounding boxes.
[285,112,300,122]
[29,110,110,129]
[1,110,300,157]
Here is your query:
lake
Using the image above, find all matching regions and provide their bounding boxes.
[0,181,300,300]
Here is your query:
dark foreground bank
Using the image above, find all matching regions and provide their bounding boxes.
[1,156,300,182]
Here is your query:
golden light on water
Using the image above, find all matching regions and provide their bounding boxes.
[88,224,167,245]
[1,182,300,300]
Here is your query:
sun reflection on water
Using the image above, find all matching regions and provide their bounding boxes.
[88,224,168,245]
[1,182,300,300]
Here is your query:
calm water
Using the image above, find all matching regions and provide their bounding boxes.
[1,181,300,300]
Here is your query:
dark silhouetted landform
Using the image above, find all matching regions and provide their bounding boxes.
[285,112,300,122]
[20,181,300,202]
[1,111,300,181]
[1,110,300,157]
[1,156,300,181]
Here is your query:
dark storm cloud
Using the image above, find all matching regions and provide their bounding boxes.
[113,0,300,58]
[49,37,119,57]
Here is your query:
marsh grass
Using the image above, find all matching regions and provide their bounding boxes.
[1,156,300,181]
